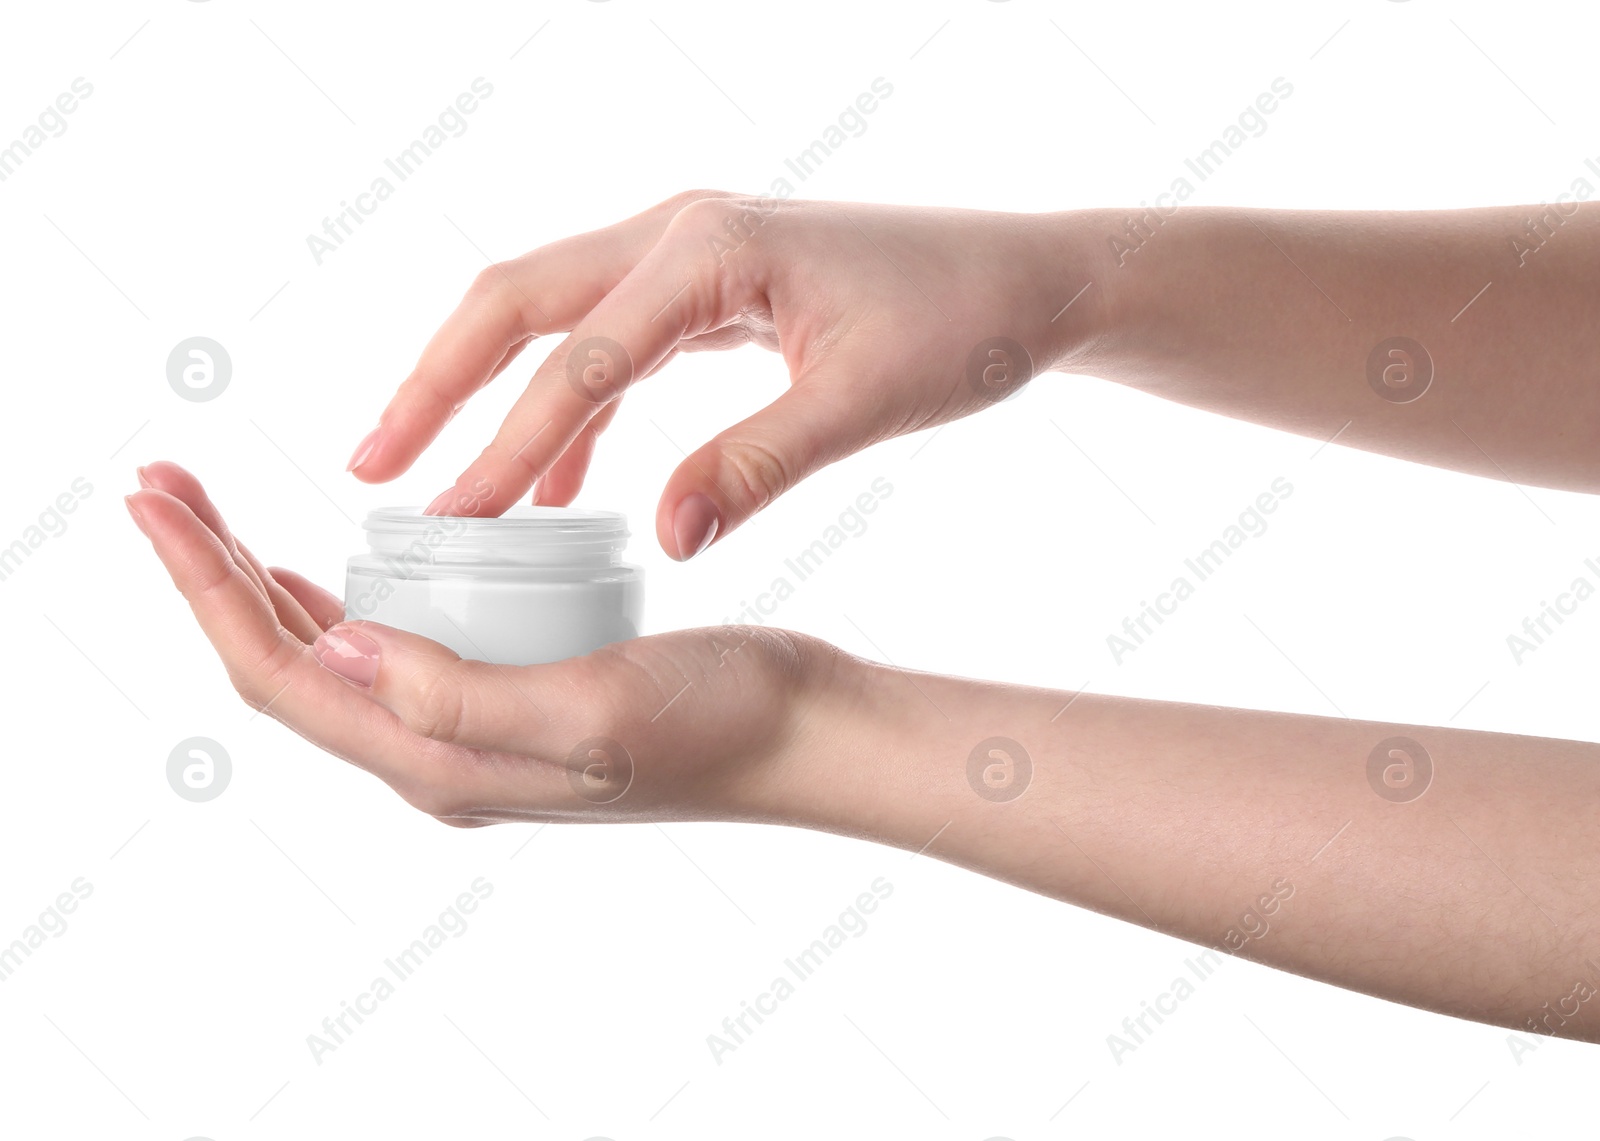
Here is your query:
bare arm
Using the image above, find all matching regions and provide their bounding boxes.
[790,651,1600,1041]
[1065,203,1600,491]
[138,197,1600,1043]
[131,462,1600,1043]
[352,193,1600,555]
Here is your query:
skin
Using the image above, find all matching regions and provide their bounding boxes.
[346,191,1600,552]
[132,192,1600,1043]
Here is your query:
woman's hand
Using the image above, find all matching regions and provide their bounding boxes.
[345,191,1103,558]
[127,463,1600,1041]
[126,461,847,827]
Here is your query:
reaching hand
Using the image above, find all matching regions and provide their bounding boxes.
[344,190,1094,558]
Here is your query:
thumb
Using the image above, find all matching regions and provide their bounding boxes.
[658,368,876,560]
[312,620,557,752]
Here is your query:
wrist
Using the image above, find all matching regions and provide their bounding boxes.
[1024,208,1124,377]
[738,636,914,839]
[750,639,977,854]
[749,641,1089,897]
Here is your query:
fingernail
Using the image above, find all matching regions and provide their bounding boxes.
[672,492,720,560]
[313,627,380,687]
[124,494,150,535]
[135,466,153,489]
[423,488,459,516]
[347,428,382,472]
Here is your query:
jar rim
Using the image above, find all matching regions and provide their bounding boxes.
[360,506,631,568]
[364,505,627,532]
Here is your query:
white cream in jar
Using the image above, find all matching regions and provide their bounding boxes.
[344,507,643,665]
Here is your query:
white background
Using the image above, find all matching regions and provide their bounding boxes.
[1,0,1597,1136]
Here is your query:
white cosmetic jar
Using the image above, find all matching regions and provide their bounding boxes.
[344,507,643,665]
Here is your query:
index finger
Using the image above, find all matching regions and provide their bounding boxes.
[349,191,724,484]
[424,196,765,517]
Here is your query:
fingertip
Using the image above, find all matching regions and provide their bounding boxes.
[346,441,413,485]
[531,466,577,507]
[136,460,191,493]
[346,427,382,474]
[668,491,720,561]
[540,483,578,508]
[124,492,150,534]
[125,485,183,527]
[422,488,458,516]
[422,473,509,517]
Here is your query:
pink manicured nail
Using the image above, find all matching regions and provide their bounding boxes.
[672,492,720,560]
[423,488,459,516]
[313,627,380,687]
[135,466,153,489]
[346,428,382,472]
[124,494,150,535]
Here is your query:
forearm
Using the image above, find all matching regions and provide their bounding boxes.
[776,650,1600,1041]
[1045,204,1600,491]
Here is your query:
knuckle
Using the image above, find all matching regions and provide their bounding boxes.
[562,646,632,732]
[467,261,514,301]
[230,632,301,713]
[667,195,776,250]
[400,771,460,818]
[466,254,549,331]
[658,187,736,216]
[400,664,467,743]
[669,195,737,236]
[485,434,540,487]
[717,437,793,510]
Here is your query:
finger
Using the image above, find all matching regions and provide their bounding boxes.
[268,566,346,631]
[533,346,688,506]
[347,307,537,481]
[351,191,726,484]
[137,461,324,642]
[533,398,623,506]
[530,338,697,507]
[137,462,267,593]
[427,197,760,518]
[311,619,583,768]
[656,360,877,559]
[126,488,470,796]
